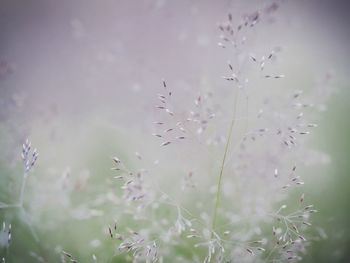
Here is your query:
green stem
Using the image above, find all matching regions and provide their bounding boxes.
[19,172,28,207]
[211,88,239,238]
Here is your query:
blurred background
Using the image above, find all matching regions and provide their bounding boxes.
[0,0,350,262]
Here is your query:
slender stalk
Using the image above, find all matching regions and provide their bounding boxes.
[0,203,20,209]
[18,172,28,207]
[211,88,239,237]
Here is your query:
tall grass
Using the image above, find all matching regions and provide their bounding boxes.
[0,2,335,263]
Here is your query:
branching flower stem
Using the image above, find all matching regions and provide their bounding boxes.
[211,88,239,238]
[0,140,39,245]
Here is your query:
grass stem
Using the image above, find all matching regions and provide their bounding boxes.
[211,88,239,238]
